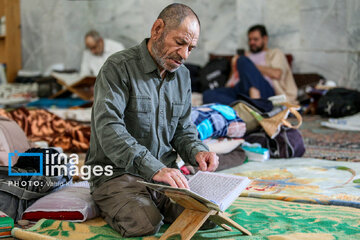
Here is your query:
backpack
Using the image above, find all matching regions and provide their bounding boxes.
[0,148,72,221]
[244,127,305,158]
[317,88,360,117]
[199,58,231,92]
[0,116,30,166]
[0,167,72,221]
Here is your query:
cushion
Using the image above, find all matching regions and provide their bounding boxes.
[203,138,244,154]
[22,181,99,222]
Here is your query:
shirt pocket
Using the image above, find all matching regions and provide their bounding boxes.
[169,102,184,135]
[126,95,152,139]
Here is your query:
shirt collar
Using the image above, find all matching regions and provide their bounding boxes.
[140,39,158,74]
[139,39,176,80]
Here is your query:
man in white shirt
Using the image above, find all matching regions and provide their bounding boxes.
[80,30,125,76]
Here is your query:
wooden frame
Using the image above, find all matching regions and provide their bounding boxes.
[159,191,251,240]
[0,0,21,83]
[50,76,96,101]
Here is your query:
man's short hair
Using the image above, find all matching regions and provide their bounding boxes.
[85,30,102,42]
[248,24,268,37]
[157,3,200,31]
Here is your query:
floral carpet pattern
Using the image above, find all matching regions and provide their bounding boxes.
[11,197,360,240]
[222,158,360,208]
[299,115,360,161]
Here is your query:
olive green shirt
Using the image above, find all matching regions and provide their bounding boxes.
[86,39,208,191]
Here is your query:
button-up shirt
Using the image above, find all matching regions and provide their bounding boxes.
[86,39,208,191]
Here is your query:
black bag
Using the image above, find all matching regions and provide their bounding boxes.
[245,127,306,158]
[184,63,202,92]
[199,58,231,92]
[0,148,72,221]
[317,88,360,117]
[36,77,62,98]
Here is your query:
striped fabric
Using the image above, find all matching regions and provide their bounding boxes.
[191,104,246,140]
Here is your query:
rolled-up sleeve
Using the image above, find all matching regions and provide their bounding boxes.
[269,49,288,81]
[93,61,165,181]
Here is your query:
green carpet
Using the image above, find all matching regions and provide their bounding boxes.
[12,197,360,240]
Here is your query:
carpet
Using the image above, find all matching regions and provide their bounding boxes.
[221,158,360,208]
[300,115,360,161]
[11,197,360,240]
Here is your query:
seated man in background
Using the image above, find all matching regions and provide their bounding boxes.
[80,30,125,76]
[203,24,298,105]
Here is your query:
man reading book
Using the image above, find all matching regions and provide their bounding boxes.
[80,30,125,76]
[86,3,219,237]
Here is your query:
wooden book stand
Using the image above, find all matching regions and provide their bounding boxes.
[50,76,96,101]
[159,191,251,240]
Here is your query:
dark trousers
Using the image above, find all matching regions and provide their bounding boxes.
[203,56,275,105]
[92,174,184,237]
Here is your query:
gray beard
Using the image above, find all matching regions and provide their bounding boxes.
[151,36,167,70]
[151,34,181,73]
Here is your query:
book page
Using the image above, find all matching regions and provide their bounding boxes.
[189,171,250,210]
[137,181,220,211]
[51,72,84,86]
[138,172,251,212]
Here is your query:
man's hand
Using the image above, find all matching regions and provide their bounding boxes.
[195,152,219,172]
[152,168,189,189]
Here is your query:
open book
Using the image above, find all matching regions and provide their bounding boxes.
[139,171,251,212]
[51,72,92,86]
[50,72,96,100]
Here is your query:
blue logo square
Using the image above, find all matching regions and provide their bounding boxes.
[8,151,43,176]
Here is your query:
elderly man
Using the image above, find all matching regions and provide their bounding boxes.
[86,3,219,237]
[204,24,298,104]
[80,30,125,76]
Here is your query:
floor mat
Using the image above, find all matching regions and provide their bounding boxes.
[11,197,360,240]
[300,115,360,161]
[221,158,360,208]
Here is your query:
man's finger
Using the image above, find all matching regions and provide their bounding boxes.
[197,158,207,171]
[173,175,185,188]
[207,159,217,172]
[209,154,219,172]
[168,177,178,188]
[178,173,189,189]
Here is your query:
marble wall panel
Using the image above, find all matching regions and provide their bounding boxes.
[235,0,264,49]
[19,0,359,88]
[347,53,360,89]
[291,51,348,84]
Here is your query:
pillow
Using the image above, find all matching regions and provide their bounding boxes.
[22,181,99,222]
[203,138,244,154]
[191,104,246,140]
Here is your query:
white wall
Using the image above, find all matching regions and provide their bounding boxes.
[20,0,360,89]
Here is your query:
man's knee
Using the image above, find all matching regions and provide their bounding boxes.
[92,175,164,237]
[236,56,253,71]
[109,200,163,237]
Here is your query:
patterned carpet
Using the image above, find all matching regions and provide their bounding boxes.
[299,115,360,161]
[11,197,360,240]
[222,158,360,208]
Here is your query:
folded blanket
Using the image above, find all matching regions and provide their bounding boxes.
[0,108,90,152]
